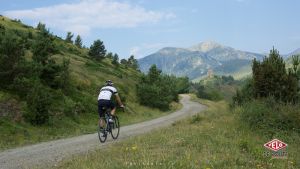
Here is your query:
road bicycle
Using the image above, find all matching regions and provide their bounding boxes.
[97,107,122,143]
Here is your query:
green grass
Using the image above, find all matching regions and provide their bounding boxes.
[57,95,299,169]
[0,101,181,151]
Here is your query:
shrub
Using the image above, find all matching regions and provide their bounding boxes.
[238,98,300,135]
[232,79,254,106]
[24,82,52,125]
[190,114,203,124]
[136,65,184,110]
[195,84,223,101]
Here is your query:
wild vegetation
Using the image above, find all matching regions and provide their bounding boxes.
[191,75,238,101]
[1,15,300,169]
[58,97,299,169]
[58,48,300,169]
[0,16,183,150]
[232,48,300,135]
[137,65,189,110]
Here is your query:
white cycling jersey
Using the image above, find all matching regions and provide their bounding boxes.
[98,86,118,100]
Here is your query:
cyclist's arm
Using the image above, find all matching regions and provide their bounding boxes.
[115,94,123,107]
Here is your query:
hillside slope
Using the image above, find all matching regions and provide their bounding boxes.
[0,16,179,150]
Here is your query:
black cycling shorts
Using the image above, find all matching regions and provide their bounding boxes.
[98,99,115,118]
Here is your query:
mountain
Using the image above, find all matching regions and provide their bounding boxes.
[190,41,263,61]
[138,47,221,79]
[286,48,300,57]
[285,48,300,65]
[138,41,264,80]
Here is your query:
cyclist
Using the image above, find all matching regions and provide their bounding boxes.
[98,80,124,129]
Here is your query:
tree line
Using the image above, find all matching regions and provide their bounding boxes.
[63,29,139,70]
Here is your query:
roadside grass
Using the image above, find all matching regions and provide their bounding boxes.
[0,101,181,151]
[57,96,299,169]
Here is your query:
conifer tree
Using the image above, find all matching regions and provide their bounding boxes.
[74,35,82,48]
[88,39,106,60]
[112,53,119,65]
[65,32,74,43]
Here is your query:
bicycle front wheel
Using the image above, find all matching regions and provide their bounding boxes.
[110,116,120,139]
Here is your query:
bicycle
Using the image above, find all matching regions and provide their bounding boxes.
[97,107,122,143]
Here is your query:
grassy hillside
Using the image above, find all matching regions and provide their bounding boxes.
[191,75,240,102]
[0,16,180,150]
[57,95,300,169]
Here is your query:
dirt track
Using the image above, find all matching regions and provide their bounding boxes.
[0,94,206,169]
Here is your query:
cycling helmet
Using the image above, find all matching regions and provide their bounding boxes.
[105,80,113,86]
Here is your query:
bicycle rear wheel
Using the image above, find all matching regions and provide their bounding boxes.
[110,116,120,139]
[98,122,107,143]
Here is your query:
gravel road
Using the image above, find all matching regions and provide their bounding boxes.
[0,94,206,169]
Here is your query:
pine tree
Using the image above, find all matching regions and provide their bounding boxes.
[32,31,56,65]
[0,31,25,88]
[65,32,74,43]
[148,64,161,82]
[120,59,127,66]
[88,39,106,60]
[252,47,298,102]
[36,22,46,32]
[74,35,82,48]
[128,55,139,70]
[106,52,113,59]
[112,53,119,65]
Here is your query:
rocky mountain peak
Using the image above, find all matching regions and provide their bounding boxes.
[190,41,223,52]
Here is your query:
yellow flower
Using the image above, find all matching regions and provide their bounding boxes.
[132,146,138,151]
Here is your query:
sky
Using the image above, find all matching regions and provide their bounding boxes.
[1,0,300,59]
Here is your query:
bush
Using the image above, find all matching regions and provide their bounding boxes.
[232,79,254,106]
[238,98,300,135]
[194,84,223,101]
[0,31,25,88]
[136,65,186,110]
[24,82,52,125]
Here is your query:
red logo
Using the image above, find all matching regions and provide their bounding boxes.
[264,139,287,152]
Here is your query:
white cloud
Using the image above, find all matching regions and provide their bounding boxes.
[130,42,174,58]
[4,0,175,35]
[129,46,140,56]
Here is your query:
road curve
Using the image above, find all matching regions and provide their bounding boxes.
[0,94,206,169]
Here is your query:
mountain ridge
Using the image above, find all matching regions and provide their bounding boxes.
[138,41,265,80]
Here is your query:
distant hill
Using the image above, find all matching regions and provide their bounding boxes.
[285,48,300,66]
[286,48,300,57]
[138,41,264,80]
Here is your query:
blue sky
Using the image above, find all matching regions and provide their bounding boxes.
[1,0,300,58]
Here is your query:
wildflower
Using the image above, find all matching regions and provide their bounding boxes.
[132,146,138,151]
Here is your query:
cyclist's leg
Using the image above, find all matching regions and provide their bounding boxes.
[109,101,116,116]
[98,100,105,128]
[99,117,105,127]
